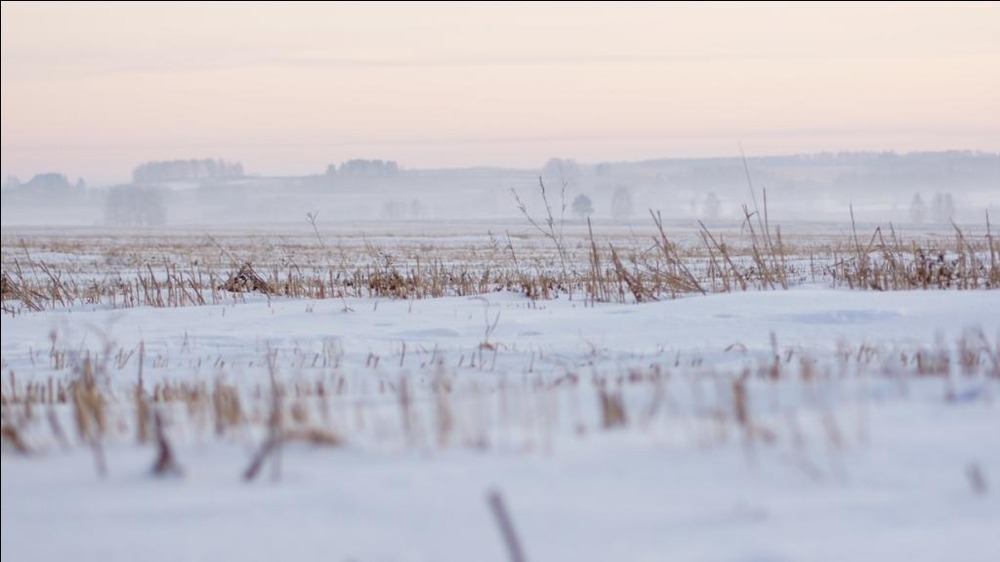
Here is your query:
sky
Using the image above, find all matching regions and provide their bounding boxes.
[2,1,999,185]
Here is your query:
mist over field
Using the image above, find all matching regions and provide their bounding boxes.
[4,3,1000,562]
[3,150,998,229]
[4,3,998,231]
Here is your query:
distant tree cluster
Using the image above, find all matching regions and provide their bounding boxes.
[909,192,956,225]
[703,191,722,220]
[1,172,90,206]
[4,173,87,192]
[335,159,400,176]
[381,199,425,220]
[24,172,73,190]
[931,193,956,223]
[571,194,594,219]
[104,185,167,226]
[598,150,997,202]
[132,159,244,184]
[611,186,633,221]
[541,158,582,186]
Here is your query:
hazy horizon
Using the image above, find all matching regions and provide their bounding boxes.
[3,1,999,185]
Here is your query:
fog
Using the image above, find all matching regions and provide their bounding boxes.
[5,2,1000,216]
[4,3,999,231]
[2,151,997,230]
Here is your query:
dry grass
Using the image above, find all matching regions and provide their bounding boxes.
[2,201,998,475]
[2,329,995,479]
[824,214,999,291]
[3,210,997,316]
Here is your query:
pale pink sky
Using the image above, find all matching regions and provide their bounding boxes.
[2,1,998,184]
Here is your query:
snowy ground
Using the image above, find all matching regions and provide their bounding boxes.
[3,279,999,562]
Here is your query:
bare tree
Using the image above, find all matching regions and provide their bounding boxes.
[572,194,594,220]
[611,186,633,221]
[910,193,926,225]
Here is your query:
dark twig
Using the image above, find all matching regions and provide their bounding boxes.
[488,489,527,562]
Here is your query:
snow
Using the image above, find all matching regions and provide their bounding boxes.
[3,284,999,561]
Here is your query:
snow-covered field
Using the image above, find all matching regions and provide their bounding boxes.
[2,223,999,562]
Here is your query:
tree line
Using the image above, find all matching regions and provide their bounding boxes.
[133,159,244,184]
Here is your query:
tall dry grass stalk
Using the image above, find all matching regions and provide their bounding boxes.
[70,352,108,477]
[5,205,997,316]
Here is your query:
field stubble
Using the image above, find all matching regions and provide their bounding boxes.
[2,213,998,480]
[3,212,997,315]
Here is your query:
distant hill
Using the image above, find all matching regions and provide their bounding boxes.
[3,151,997,226]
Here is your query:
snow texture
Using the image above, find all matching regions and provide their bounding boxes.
[3,287,999,562]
